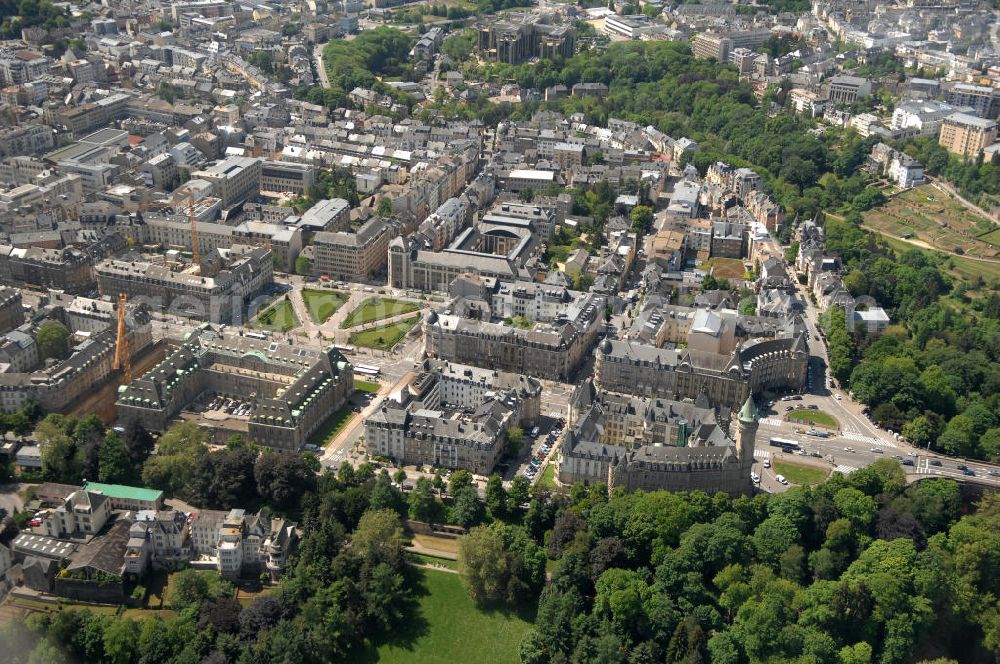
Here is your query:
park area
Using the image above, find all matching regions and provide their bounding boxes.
[773,460,829,486]
[349,315,421,351]
[341,297,421,328]
[785,409,839,429]
[301,288,348,323]
[370,567,533,664]
[253,299,298,332]
[863,185,1000,261]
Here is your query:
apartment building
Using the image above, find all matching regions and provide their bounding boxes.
[944,83,1000,120]
[312,217,391,281]
[938,113,998,156]
[0,124,54,159]
[692,32,732,61]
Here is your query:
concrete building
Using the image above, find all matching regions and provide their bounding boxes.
[365,359,540,473]
[312,217,391,281]
[192,156,263,208]
[478,15,575,65]
[117,331,353,451]
[693,32,732,61]
[186,508,297,582]
[260,160,315,196]
[939,113,998,156]
[944,83,1000,120]
[851,307,890,335]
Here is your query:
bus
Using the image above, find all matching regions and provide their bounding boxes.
[245,331,268,340]
[769,437,801,452]
[334,344,355,353]
[354,364,381,377]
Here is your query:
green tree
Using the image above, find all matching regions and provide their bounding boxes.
[295,255,312,276]
[505,426,524,456]
[449,469,473,495]
[450,486,483,528]
[508,475,531,510]
[36,321,70,361]
[408,477,439,523]
[168,569,210,609]
[485,474,507,517]
[629,205,653,235]
[377,197,394,217]
[97,432,134,484]
[351,509,406,570]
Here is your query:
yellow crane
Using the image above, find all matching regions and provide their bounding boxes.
[113,292,131,384]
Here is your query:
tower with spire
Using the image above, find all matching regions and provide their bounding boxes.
[736,395,759,468]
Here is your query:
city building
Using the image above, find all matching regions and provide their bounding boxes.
[558,380,757,495]
[595,334,808,409]
[192,156,263,208]
[117,330,353,451]
[827,76,872,105]
[365,359,540,473]
[938,113,998,156]
[260,160,315,196]
[424,281,604,381]
[95,247,274,323]
[312,217,391,281]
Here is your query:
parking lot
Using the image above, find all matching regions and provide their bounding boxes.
[517,417,564,484]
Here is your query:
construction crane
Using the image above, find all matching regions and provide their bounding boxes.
[113,292,132,384]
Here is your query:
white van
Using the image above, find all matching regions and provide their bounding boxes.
[776,474,788,485]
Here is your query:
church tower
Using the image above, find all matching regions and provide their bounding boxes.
[735,395,759,466]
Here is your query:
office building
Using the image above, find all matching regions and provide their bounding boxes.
[938,113,998,156]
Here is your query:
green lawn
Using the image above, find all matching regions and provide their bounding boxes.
[785,409,839,429]
[302,288,348,323]
[354,379,380,394]
[341,297,421,328]
[253,299,298,332]
[371,568,533,664]
[773,461,829,486]
[349,315,421,351]
[307,406,356,448]
[536,463,560,492]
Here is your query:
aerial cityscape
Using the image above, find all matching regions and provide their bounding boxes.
[0,0,996,660]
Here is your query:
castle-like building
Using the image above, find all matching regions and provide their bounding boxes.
[558,380,758,495]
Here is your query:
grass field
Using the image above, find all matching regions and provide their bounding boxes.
[349,315,421,350]
[411,533,459,556]
[341,297,421,328]
[773,461,829,486]
[253,299,298,332]
[370,568,533,664]
[307,406,356,448]
[785,409,839,429]
[354,379,381,393]
[536,463,560,492]
[302,288,348,323]
[700,257,748,279]
[863,185,1000,260]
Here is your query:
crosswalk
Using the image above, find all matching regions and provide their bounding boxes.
[842,431,892,447]
[753,450,770,459]
[760,418,784,427]
[833,464,858,474]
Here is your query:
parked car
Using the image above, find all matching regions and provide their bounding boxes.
[776,475,789,485]
[763,459,771,469]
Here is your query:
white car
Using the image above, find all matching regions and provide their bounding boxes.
[776,475,789,485]
[844,447,855,453]
[763,459,771,469]
[835,394,842,400]
[906,451,916,457]
[751,472,761,483]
